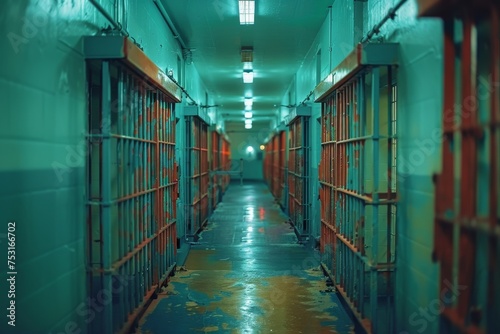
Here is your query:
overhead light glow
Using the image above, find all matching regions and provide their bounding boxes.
[245,123,252,129]
[245,105,252,111]
[245,112,253,118]
[243,70,254,83]
[244,98,253,107]
[259,145,265,150]
[239,1,255,25]
[245,119,252,125]
[246,146,254,153]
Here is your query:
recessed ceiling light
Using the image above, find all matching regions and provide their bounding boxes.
[245,123,252,129]
[244,98,253,107]
[244,111,252,118]
[239,1,255,25]
[243,70,253,83]
[245,119,252,125]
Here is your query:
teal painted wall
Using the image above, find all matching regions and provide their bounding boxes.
[225,123,270,181]
[0,1,212,332]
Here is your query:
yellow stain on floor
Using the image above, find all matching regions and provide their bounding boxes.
[163,268,349,333]
[184,249,232,270]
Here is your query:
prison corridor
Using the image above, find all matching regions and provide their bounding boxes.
[136,182,355,333]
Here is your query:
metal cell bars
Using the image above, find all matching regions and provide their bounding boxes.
[186,117,209,236]
[271,131,286,203]
[221,136,231,191]
[87,61,177,333]
[318,67,397,334]
[272,134,281,199]
[288,116,311,237]
[211,131,221,209]
[279,131,287,207]
[263,142,272,187]
[433,7,500,333]
[265,132,286,204]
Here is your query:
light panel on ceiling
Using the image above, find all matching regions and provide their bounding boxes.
[244,111,253,118]
[239,1,255,25]
[244,98,253,107]
[243,70,254,83]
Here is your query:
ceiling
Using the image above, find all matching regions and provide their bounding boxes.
[160,0,332,127]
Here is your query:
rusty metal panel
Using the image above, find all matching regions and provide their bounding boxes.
[433,4,500,333]
[318,61,398,333]
[86,59,178,333]
[314,43,398,102]
[84,36,182,102]
[417,0,494,17]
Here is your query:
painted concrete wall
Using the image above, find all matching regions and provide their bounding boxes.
[225,123,270,181]
[280,0,444,333]
[0,1,212,332]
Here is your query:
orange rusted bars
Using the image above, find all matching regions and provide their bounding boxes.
[287,106,312,239]
[264,131,287,205]
[85,36,179,333]
[427,1,500,332]
[315,43,398,334]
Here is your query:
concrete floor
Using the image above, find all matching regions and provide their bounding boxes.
[137,182,355,333]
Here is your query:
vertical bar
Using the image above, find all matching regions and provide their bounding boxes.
[490,12,500,330]
[154,93,161,287]
[370,66,380,332]
[458,15,477,320]
[100,61,113,334]
[435,18,455,303]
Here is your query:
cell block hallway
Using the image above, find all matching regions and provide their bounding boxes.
[137,183,355,333]
[0,1,499,334]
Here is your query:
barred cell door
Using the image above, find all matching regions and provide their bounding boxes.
[418,1,500,332]
[85,36,181,333]
[315,43,398,334]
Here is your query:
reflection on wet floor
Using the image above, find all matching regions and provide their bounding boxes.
[137,182,355,334]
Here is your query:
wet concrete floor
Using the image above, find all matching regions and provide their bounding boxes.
[137,182,355,333]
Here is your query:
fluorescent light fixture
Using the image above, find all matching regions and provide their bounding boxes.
[244,98,253,107]
[239,1,255,25]
[244,111,253,118]
[243,70,254,83]
[245,123,252,129]
[245,105,252,111]
[245,119,252,125]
